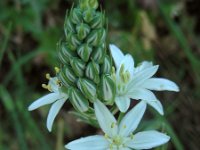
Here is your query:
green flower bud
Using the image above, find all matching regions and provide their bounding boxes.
[64,18,75,35]
[80,0,98,10]
[99,74,116,104]
[70,8,82,24]
[88,0,98,10]
[58,65,77,87]
[58,42,76,64]
[90,12,105,29]
[91,44,106,64]
[86,61,100,84]
[102,55,112,74]
[67,43,76,51]
[68,87,89,112]
[67,32,81,48]
[83,9,95,23]
[77,78,96,102]
[86,30,99,46]
[77,44,92,62]
[98,28,106,43]
[70,58,86,77]
[76,23,90,40]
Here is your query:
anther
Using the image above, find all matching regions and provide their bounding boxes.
[56,79,62,86]
[42,84,48,89]
[123,125,126,129]
[46,73,51,80]
[54,67,60,73]
[104,134,109,139]
[47,85,52,92]
[130,133,134,139]
[111,122,115,128]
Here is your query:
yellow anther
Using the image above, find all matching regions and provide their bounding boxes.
[47,85,52,92]
[111,122,115,128]
[54,67,60,73]
[56,79,62,86]
[120,64,125,74]
[46,73,51,80]
[104,134,109,139]
[123,125,126,129]
[130,133,134,139]
[42,84,48,89]
[111,66,115,74]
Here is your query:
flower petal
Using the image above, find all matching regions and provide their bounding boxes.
[127,89,164,115]
[119,54,134,77]
[141,78,180,92]
[128,65,159,89]
[65,135,109,150]
[134,61,153,73]
[115,96,131,113]
[109,44,124,69]
[119,101,147,136]
[126,131,170,149]
[28,93,61,111]
[94,100,118,137]
[127,88,157,101]
[47,98,67,132]
[147,99,164,115]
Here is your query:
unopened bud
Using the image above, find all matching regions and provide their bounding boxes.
[77,44,92,62]
[70,8,82,24]
[91,45,106,64]
[86,61,100,84]
[58,65,77,87]
[83,9,95,23]
[68,87,89,112]
[102,55,112,74]
[58,42,76,64]
[67,32,81,48]
[70,58,86,77]
[77,78,96,102]
[98,28,106,43]
[91,12,105,29]
[86,30,99,46]
[80,0,98,10]
[99,74,116,104]
[76,23,90,40]
[64,18,75,35]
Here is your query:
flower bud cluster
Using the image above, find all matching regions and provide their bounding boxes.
[57,0,115,112]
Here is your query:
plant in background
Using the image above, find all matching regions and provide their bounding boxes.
[28,0,179,149]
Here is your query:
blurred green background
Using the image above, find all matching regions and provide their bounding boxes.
[0,0,200,149]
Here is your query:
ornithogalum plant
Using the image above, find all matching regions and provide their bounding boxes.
[28,0,179,149]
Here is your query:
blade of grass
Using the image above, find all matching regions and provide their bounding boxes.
[0,85,28,150]
[158,2,200,72]
[3,50,42,86]
[0,22,12,68]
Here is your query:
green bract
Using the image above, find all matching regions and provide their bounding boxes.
[57,0,115,113]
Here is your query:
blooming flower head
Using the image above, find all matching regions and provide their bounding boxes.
[65,100,170,150]
[110,44,179,114]
[28,72,68,132]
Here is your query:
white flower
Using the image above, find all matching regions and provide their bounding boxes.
[28,75,68,132]
[65,100,170,150]
[109,44,179,114]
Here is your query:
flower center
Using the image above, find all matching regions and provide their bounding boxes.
[112,136,123,146]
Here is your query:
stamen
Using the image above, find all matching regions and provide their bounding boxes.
[111,122,115,128]
[42,84,48,89]
[47,85,52,92]
[46,73,51,80]
[104,134,109,139]
[130,133,134,139]
[54,67,60,73]
[56,79,62,87]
